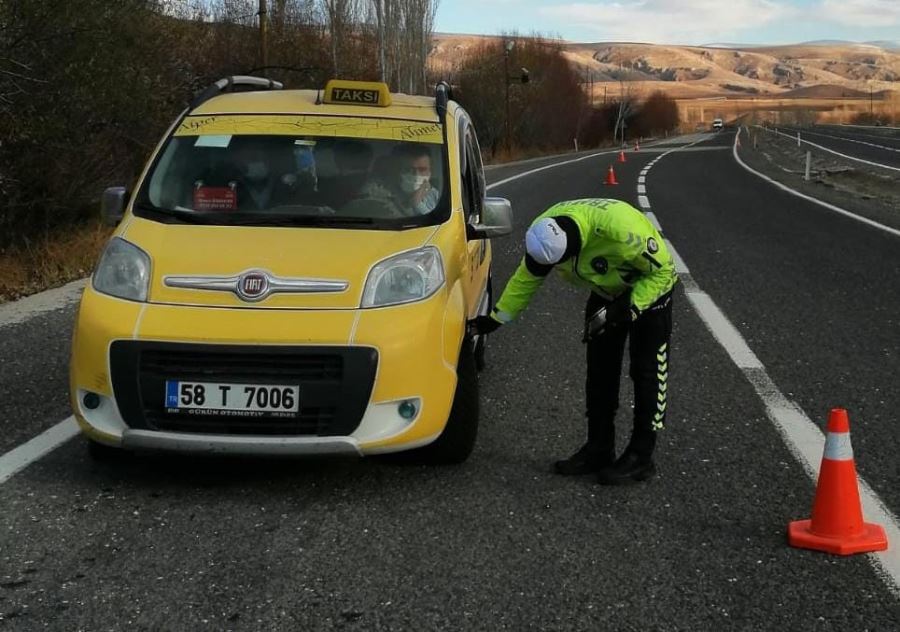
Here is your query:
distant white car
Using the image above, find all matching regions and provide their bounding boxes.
[712,118,724,131]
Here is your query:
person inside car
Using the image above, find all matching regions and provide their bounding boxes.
[359,144,440,216]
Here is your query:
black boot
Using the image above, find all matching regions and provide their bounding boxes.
[596,450,656,485]
[554,442,615,476]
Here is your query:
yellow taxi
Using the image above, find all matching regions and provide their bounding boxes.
[70,77,513,464]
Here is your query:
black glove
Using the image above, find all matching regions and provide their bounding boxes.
[467,315,502,337]
[583,293,636,342]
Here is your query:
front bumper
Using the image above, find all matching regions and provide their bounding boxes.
[70,285,464,455]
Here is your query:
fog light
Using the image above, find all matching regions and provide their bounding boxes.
[82,392,101,410]
[398,400,418,420]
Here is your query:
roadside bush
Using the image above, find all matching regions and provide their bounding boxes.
[0,0,386,250]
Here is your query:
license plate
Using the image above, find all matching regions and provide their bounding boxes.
[165,381,300,417]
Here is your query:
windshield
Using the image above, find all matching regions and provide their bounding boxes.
[136,115,447,228]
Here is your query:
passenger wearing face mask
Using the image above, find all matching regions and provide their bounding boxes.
[227,137,308,212]
[230,139,276,211]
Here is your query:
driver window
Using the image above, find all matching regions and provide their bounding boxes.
[461,126,482,222]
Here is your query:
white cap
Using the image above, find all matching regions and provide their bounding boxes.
[525,218,568,265]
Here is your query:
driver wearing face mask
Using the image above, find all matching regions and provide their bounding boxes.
[357,144,440,217]
[396,145,440,215]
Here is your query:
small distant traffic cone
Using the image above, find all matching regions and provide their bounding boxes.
[617,150,627,163]
[787,408,888,556]
[604,164,618,186]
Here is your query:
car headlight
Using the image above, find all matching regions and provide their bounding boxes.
[361,247,444,308]
[92,237,151,302]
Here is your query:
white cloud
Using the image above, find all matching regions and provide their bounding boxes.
[818,0,900,28]
[539,0,793,44]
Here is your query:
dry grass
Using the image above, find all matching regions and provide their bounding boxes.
[677,95,899,127]
[0,223,112,303]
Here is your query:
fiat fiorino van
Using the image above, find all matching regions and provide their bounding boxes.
[70,77,512,464]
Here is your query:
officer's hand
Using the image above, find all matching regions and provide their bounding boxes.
[467,315,502,337]
[584,294,636,341]
[604,295,635,327]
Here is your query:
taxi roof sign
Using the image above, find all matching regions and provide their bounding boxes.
[323,80,392,107]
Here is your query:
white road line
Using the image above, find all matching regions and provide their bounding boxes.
[637,184,646,194]
[763,126,900,172]
[794,127,900,154]
[686,292,763,369]
[642,141,900,597]
[638,195,651,209]
[735,130,900,238]
[638,175,646,184]
[0,417,79,484]
[666,240,691,275]
[486,147,627,191]
[0,278,87,329]
[645,211,689,274]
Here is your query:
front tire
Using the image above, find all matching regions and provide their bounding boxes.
[474,275,492,372]
[407,341,479,465]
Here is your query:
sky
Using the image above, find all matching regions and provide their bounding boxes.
[433,0,900,46]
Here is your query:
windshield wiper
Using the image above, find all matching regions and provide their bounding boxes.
[134,203,381,227]
[225,214,377,226]
[134,202,225,225]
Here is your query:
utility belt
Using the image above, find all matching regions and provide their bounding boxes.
[583,289,673,342]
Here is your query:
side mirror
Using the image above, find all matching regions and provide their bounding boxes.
[467,197,513,239]
[101,186,127,226]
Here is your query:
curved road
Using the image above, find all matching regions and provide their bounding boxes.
[0,134,898,629]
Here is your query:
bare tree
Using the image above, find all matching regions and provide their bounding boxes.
[369,0,439,93]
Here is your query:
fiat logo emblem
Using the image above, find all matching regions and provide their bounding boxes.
[236,271,270,302]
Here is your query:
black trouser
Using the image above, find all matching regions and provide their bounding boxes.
[584,290,673,458]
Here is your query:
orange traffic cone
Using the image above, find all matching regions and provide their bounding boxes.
[604,164,618,186]
[617,150,627,163]
[787,408,888,555]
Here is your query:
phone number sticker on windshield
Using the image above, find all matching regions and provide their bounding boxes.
[165,380,300,418]
[175,115,442,144]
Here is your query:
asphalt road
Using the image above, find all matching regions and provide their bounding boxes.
[1,133,899,630]
[779,124,900,169]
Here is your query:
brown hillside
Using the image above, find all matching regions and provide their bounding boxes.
[430,35,900,98]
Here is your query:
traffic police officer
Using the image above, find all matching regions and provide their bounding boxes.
[469,198,677,484]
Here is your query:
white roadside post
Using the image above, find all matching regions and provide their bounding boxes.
[804,151,811,181]
[797,131,801,147]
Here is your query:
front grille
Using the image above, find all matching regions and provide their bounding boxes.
[140,350,343,382]
[110,342,377,437]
